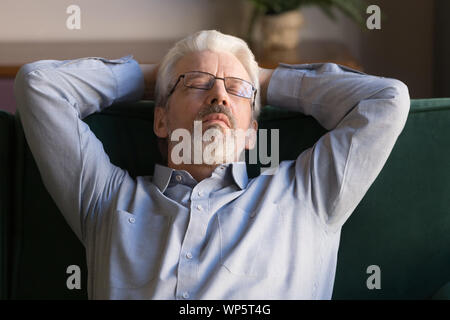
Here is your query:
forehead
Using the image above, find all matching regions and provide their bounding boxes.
[174,50,251,82]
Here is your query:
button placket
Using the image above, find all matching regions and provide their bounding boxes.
[175,199,209,301]
[175,181,212,300]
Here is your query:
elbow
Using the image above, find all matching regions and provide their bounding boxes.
[14,64,30,92]
[14,62,51,113]
[390,79,411,131]
[15,61,43,89]
[13,65,32,113]
[390,79,410,115]
[376,78,411,131]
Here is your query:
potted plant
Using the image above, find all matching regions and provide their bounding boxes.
[247,0,367,49]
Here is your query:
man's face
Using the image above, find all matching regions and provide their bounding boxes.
[154,50,258,165]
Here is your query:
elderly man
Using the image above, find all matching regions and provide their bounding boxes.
[14,30,410,299]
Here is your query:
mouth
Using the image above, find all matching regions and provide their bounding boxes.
[202,113,231,129]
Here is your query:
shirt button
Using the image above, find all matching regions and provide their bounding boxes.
[182,291,190,299]
[186,252,193,259]
[198,190,204,197]
[175,175,182,182]
[128,217,135,224]
[196,204,203,211]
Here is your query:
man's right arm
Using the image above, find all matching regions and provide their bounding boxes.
[14,55,145,243]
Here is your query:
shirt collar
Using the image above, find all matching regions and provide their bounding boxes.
[152,164,174,193]
[230,161,249,190]
[152,162,249,193]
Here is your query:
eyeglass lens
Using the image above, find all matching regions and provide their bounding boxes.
[184,72,253,99]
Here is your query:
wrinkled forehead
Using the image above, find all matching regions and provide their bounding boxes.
[174,50,252,83]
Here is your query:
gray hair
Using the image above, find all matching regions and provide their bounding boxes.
[154,30,261,119]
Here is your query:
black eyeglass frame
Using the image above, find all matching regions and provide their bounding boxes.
[167,70,257,109]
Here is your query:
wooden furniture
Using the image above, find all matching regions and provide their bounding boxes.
[0,39,362,78]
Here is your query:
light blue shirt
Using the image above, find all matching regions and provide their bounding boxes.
[14,54,410,299]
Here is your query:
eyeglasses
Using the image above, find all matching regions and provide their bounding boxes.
[168,71,257,109]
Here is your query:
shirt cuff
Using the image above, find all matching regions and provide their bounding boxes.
[266,63,305,111]
[105,55,145,103]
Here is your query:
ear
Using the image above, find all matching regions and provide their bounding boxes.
[154,106,169,138]
[245,119,258,150]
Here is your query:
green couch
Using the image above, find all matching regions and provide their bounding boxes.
[1,98,449,300]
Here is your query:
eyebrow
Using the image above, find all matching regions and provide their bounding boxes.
[187,70,251,81]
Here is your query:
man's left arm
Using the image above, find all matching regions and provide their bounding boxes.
[260,63,410,231]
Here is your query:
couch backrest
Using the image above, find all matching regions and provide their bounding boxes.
[332,99,450,299]
[4,99,450,299]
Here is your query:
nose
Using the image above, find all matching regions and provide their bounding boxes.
[206,78,231,107]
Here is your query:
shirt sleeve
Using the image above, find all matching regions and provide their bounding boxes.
[267,62,410,232]
[13,55,145,243]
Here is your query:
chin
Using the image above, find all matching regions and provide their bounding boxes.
[202,141,243,166]
[203,123,229,135]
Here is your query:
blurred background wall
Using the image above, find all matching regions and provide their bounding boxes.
[0,0,359,44]
[0,0,441,114]
[434,0,450,98]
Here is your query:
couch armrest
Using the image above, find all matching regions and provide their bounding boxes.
[0,110,15,300]
[432,282,450,300]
